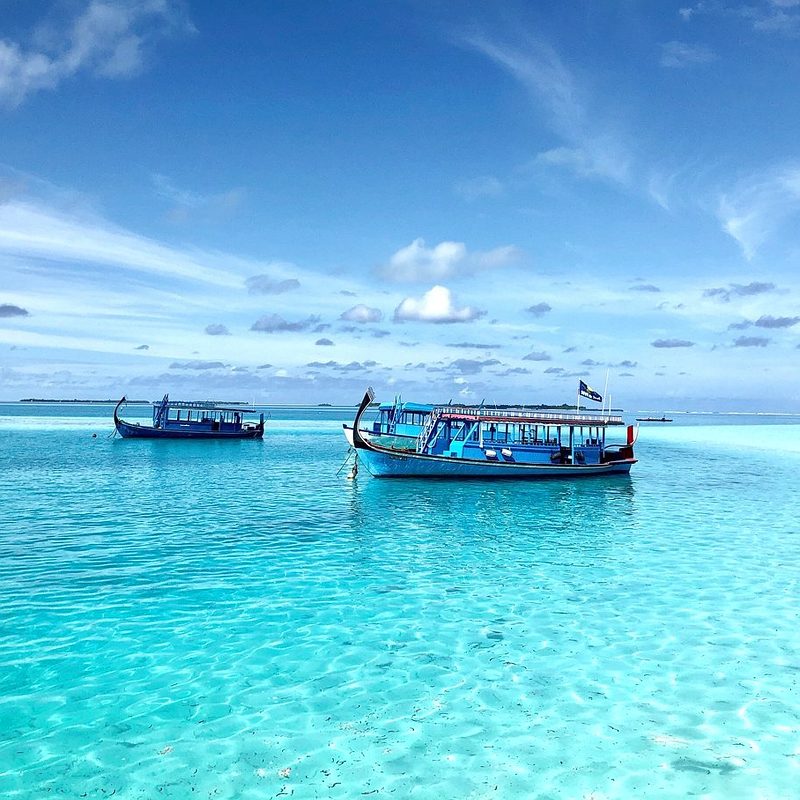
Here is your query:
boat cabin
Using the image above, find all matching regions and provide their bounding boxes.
[152,396,262,434]
[370,400,435,439]
[417,406,633,466]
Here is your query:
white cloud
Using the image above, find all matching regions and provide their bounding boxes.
[379,238,521,282]
[393,285,485,324]
[340,304,383,323]
[0,0,195,107]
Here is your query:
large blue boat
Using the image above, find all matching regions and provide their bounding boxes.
[114,395,265,439]
[346,388,637,478]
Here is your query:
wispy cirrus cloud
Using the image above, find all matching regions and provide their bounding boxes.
[454,175,505,201]
[460,29,632,185]
[152,174,245,223]
[378,238,521,283]
[0,198,243,288]
[660,41,716,68]
[0,0,196,107]
[245,274,301,295]
[717,166,800,258]
[680,1,800,37]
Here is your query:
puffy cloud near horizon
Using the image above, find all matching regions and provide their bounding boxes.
[245,274,301,294]
[755,315,800,329]
[251,314,320,333]
[169,360,229,370]
[630,284,660,293]
[0,303,30,317]
[734,336,770,347]
[703,282,776,302]
[526,302,552,317]
[522,351,552,361]
[315,337,334,346]
[449,358,501,375]
[651,338,695,348]
[393,286,485,324]
[205,323,230,336]
[0,1,196,107]
[340,304,383,323]
[378,238,521,282]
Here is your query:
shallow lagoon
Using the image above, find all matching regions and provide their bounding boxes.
[1,405,799,798]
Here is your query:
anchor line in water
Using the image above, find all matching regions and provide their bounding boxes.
[336,446,354,476]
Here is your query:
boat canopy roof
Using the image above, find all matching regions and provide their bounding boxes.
[378,401,435,413]
[156,398,259,414]
[435,405,625,427]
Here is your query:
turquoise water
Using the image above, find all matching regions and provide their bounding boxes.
[2,405,800,799]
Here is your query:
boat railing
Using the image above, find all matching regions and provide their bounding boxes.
[433,405,624,426]
[415,407,442,452]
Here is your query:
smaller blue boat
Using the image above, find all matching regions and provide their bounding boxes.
[113,395,265,439]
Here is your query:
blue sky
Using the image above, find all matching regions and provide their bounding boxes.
[3,0,800,410]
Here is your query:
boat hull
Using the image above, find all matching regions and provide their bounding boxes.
[355,446,635,478]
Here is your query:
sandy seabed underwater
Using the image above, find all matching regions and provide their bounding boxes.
[2,404,800,799]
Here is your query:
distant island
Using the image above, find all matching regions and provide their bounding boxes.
[20,398,150,404]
